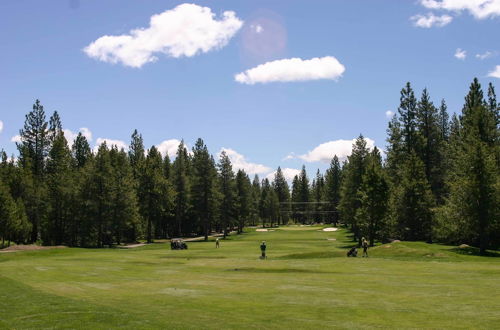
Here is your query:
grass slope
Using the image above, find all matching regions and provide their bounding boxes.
[1,226,499,329]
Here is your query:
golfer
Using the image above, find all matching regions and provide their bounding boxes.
[216,238,220,248]
[260,241,267,259]
[362,237,369,257]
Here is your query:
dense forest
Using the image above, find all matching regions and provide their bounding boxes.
[0,78,498,253]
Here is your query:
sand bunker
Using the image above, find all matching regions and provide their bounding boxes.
[322,227,338,232]
[256,229,268,232]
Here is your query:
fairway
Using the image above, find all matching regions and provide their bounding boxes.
[1,226,499,329]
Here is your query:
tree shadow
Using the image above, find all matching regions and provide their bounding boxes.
[448,246,500,258]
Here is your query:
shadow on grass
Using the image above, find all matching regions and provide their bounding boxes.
[226,267,338,274]
[277,251,346,260]
[448,246,500,258]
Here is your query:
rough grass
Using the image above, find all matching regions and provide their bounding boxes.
[1,226,499,329]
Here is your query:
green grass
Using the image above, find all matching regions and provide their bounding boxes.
[1,226,499,329]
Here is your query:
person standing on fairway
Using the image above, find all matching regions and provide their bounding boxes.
[362,237,369,257]
[216,238,220,248]
[260,241,267,259]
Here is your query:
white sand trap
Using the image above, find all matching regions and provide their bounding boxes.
[322,227,338,232]
[256,229,268,232]
[327,238,336,241]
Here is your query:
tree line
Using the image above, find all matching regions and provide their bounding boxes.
[0,78,498,253]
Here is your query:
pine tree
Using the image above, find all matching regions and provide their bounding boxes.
[235,169,251,233]
[415,88,443,202]
[312,169,325,223]
[339,135,370,242]
[356,147,388,246]
[45,132,73,245]
[72,132,92,168]
[324,155,342,225]
[218,151,235,238]
[297,166,310,224]
[398,82,418,154]
[272,167,290,225]
[18,99,50,242]
[109,147,141,244]
[250,175,261,226]
[391,152,434,241]
[172,141,190,237]
[129,129,145,178]
[191,138,217,239]
[48,111,62,144]
[441,78,499,254]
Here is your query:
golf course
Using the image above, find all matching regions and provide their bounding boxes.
[1,225,499,329]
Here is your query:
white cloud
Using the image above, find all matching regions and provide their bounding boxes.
[11,135,22,143]
[410,13,453,27]
[219,148,271,175]
[385,110,395,118]
[454,48,467,60]
[156,139,183,158]
[265,168,301,182]
[0,120,3,134]
[298,138,376,163]
[476,51,493,60]
[63,127,93,147]
[421,0,500,20]
[84,3,243,68]
[251,24,264,33]
[93,138,128,153]
[487,65,500,78]
[235,56,345,84]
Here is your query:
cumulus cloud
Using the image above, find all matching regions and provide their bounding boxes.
[454,48,467,60]
[385,110,395,119]
[488,65,500,78]
[0,120,3,134]
[298,138,376,163]
[84,3,243,68]
[421,0,500,20]
[235,56,345,84]
[93,138,128,152]
[265,167,301,182]
[251,24,264,33]
[410,13,453,27]
[476,51,493,60]
[219,148,271,175]
[156,139,184,158]
[11,135,22,143]
[63,127,93,147]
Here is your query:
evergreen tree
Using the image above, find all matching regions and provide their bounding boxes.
[48,111,62,144]
[324,155,342,225]
[356,148,388,246]
[398,82,418,153]
[297,166,310,224]
[250,175,261,226]
[139,146,172,242]
[18,99,50,242]
[235,169,251,233]
[45,132,73,245]
[218,151,235,238]
[191,138,217,240]
[172,141,190,237]
[72,132,92,168]
[272,167,290,225]
[415,88,444,202]
[391,152,434,241]
[440,79,499,254]
[109,147,141,244]
[339,135,370,242]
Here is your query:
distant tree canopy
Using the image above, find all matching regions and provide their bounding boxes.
[0,79,498,253]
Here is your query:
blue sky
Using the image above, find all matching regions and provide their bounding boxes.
[1,0,499,180]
